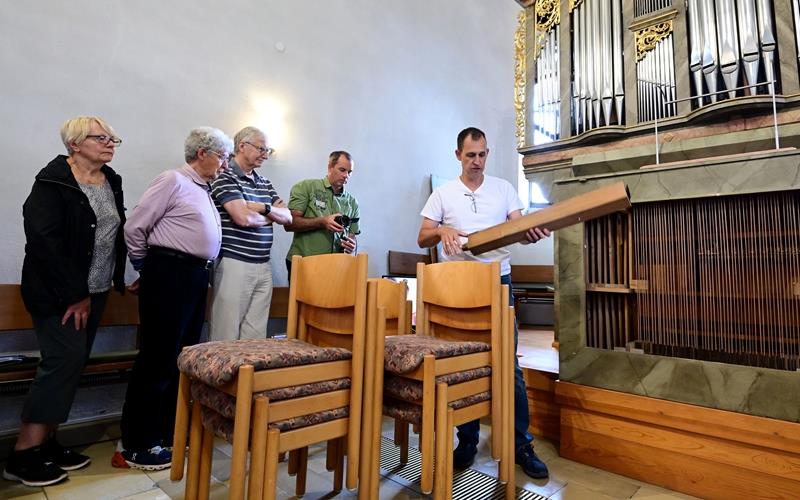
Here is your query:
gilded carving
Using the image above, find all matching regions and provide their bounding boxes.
[514,9,527,148]
[533,0,560,61]
[569,0,584,13]
[635,21,673,61]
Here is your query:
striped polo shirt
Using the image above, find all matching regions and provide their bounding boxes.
[210,159,278,263]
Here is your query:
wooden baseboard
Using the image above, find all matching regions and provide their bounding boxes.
[524,368,560,443]
[556,381,800,499]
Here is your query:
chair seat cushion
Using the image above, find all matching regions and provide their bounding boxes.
[383,366,491,402]
[383,335,490,374]
[191,378,351,420]
[201,405,349,442]
[382,393,491,426]
[177,338,352,386]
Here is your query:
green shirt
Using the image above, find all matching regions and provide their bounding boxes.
[286,177,360,260]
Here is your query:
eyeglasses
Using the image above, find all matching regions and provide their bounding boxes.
[207,150,231,163]
[464,192,477,213]
[244,142,275,156]
[86,135,122,146]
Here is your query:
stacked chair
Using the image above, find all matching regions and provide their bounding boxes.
[361,260,515,499]
[170,253,368,500]
[359,278,411,497]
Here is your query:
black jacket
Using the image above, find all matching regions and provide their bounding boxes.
[21,155,127,317]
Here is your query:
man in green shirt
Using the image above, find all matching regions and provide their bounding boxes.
[285,151,360,276]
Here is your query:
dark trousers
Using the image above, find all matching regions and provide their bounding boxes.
[120,251,209,450]
[456,274,533,451]
[22,292,109,424]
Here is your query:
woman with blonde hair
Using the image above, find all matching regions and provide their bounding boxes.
[3,116,127,486]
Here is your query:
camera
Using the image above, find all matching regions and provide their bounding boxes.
[334,214,359,229]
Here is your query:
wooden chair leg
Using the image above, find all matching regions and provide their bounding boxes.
[171,372,191,481]
[295,446,309,497]
[445,407,454,500]
[393,418,404,445]
[499,308,510,484]
[247,398,268,500]
[370,324,386,500]
[395,420,410,465]
[185,401,204,500]
[359,305,377,496]
[325,439,337,471]
[433,383,448,500]
[288,449,300,476]
[332,437,345,493]
[198,426,213,500]
[230,366,255,500]
[420,356,435,494]
[505,307,516,497]
[262,428,280,500]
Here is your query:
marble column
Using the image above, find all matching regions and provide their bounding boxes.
[775,0,800,94]
[672,0,692,115]
[560,0,572,138]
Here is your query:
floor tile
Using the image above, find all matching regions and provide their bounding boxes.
[542,456,640,499]
[631,485,700,499]
[0,482,47,500]
[549,482,622,500]
[118,488,170,500]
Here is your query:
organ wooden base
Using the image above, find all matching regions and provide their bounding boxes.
[553,381,800,500]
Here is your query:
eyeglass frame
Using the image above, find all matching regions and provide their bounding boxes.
[243,141,275,156]
[85,135,122,146]
[464,192,477,213]
[207,149,232,164]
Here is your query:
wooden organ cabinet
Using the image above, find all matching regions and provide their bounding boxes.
[512,0,800,498]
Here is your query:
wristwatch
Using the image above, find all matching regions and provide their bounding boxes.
[263,203,271,214]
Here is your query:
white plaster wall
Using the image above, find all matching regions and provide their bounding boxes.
[0,0,550,285]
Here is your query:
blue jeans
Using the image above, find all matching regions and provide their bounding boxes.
[456,274,533,451]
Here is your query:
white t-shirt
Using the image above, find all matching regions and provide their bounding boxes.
[420,175,524,275]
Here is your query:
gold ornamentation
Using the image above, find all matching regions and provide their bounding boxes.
[532,0,560,61]
[514,9,527,148]
[569,0,584,13]
[635,21,672,61]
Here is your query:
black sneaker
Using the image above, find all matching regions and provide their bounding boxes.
[452,441,478,470]
[2,446,68,487]
[515,444,549,479]
[41,438,91,471]
[115,442,172,471]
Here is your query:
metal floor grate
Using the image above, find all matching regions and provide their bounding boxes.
[379,437,546,499]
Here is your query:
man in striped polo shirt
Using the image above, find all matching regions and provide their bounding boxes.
[209,126,292,341]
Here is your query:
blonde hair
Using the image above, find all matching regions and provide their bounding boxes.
[60,116,119,154]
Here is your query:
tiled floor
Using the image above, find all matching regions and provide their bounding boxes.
[0,418,698,500]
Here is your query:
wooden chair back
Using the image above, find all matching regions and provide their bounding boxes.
[287,253,368,351]
[374,278,409,336]
[415,261,501,344]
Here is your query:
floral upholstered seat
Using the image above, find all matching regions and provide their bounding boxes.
[190,378,351,420]
[383,366,491,402]
[201,405,350,442]
[382,393,491,426]
[383,335,490,375]
[176,338,352,387]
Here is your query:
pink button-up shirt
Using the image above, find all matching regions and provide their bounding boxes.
[125,164,222,267]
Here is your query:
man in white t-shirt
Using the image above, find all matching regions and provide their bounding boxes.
[418,127,550,479]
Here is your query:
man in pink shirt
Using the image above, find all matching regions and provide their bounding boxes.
[114,127,233,470]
